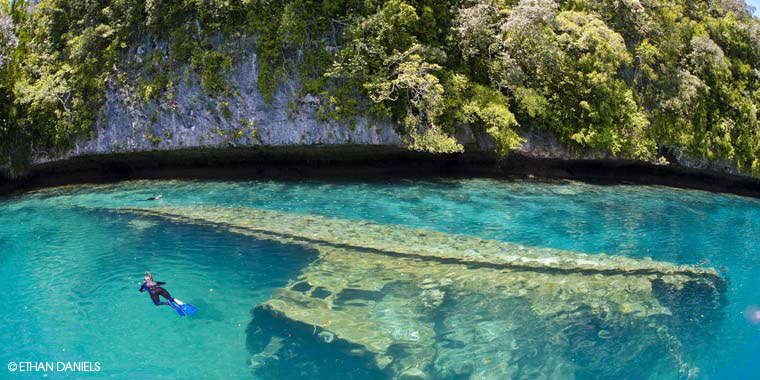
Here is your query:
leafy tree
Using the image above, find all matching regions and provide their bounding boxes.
[0,8,16,68]
[1,0,759,175]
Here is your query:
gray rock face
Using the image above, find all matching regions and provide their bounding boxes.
[518,129,580,160]
[28,38,751,181]
[43,41,402,163]
[516,128,747,177]
[663,145,741,175]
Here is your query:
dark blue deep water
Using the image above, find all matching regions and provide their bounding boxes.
[0,178,758,379]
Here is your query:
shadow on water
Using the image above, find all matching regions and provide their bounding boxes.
[241,276,727,380]
[650,277,728,372]
[428,287,720,380]
[186,299,225,321]
[245,308,387,380]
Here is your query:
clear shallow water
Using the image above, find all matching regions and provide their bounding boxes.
[0,178,758,379]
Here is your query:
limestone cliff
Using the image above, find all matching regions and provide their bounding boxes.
[26,38,746,180]
[42,43,401,164]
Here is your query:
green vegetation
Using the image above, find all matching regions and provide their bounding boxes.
[0,0,759,175]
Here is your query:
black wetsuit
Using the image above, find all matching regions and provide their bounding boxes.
[139,280,174,306]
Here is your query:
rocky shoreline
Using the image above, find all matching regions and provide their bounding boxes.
[2,145,760,199]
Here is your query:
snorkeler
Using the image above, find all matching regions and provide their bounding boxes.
[145,192,163,201]
[139,271,175,307]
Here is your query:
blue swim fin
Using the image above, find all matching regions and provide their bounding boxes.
[181,304,197,315]
[173,299,197,316]
[168,300,186,316]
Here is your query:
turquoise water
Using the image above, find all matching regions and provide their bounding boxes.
[0,178,758,379]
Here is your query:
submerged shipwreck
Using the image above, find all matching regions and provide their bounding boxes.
[116,205,726,380]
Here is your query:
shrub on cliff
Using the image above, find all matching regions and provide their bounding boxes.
[0,0,759,175]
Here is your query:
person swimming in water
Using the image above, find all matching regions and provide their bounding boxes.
[139,271,175,307]
[145,192,163,201]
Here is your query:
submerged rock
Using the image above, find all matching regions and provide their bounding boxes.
[114,206,727,379]
[250,336,284,369]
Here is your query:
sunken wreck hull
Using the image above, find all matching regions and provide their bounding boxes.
[116,206,726,380]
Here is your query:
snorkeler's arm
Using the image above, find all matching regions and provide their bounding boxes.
[156,281,166,286]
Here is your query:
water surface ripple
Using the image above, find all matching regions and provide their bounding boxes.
[0,178,758,379]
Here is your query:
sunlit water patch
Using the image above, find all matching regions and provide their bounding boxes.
[1,178,759,379]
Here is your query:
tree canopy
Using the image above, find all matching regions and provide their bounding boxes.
[1,0,759,175]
